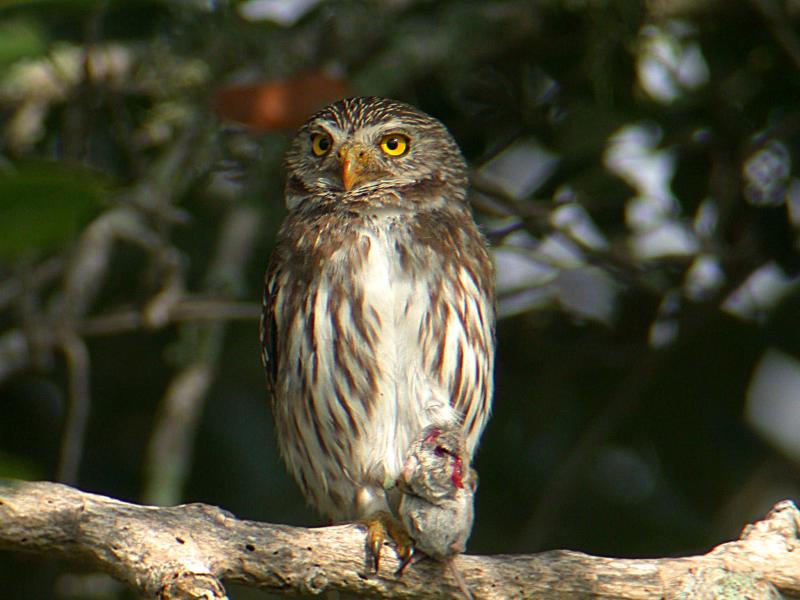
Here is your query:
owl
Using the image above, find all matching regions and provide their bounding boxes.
[260,96,495,570]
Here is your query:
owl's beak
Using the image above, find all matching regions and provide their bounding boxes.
[338,144,369,191]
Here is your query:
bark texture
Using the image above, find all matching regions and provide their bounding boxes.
[0,479,798,599]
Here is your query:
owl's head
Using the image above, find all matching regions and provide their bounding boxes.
[284,97,468,210]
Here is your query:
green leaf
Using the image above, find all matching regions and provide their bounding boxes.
[0,450,43,480]
[0,0,106,15]
[0,162,108,257]
[0,18,46,67]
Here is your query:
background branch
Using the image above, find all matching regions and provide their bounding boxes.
[0,480,798,600]
[142,204,262,507]
[54,331,91,485]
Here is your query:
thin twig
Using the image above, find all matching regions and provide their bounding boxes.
[78,299,260,336]
[56,331,91,485]
[751,0,800,72]
[0,256,64,311]
[142,363,214,507]
[472,174,667,295]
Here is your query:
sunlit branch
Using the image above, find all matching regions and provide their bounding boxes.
[1,480,798,600]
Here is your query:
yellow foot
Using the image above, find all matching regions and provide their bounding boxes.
[360,511,413,574]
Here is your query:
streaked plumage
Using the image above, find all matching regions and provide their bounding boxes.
[260,97,495,524]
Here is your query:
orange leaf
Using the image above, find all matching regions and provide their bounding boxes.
[213,72,349,131]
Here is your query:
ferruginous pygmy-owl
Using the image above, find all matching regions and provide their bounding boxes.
[260,96,495,568]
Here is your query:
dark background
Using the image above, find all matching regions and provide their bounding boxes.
[1,1,799,598]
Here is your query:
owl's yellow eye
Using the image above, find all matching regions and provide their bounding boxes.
[311,133,332,156]
[379,134,409,157]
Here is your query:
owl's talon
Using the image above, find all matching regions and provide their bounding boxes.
[366,522,384,573]
[362,511,413,575]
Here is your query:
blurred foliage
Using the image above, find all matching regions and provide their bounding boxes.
[1,0,799,598]
[0,162,106,257]
[0,19,47,68]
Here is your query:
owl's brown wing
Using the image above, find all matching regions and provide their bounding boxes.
[260,261,280,394]
[444,215,496,446]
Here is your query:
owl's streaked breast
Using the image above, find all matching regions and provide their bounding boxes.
[262,93,496,525]
[333,216,462,477]
[267,206,493,520]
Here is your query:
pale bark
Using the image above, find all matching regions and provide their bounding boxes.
[0,479,798,599]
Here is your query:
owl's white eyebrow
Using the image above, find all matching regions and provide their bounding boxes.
[309,123,348,141]
[347,122,410,143]
[313,121,411,144]
[308,123,336,135]
[360,121,408,135]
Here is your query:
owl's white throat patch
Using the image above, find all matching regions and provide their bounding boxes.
[353,224,458,482]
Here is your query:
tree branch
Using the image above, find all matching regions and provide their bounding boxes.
[0,480,798,599]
